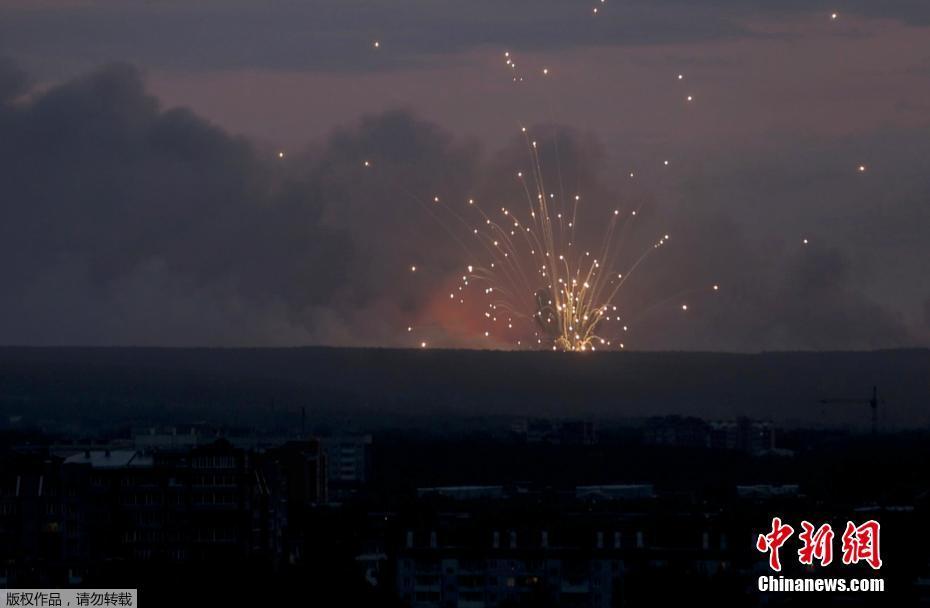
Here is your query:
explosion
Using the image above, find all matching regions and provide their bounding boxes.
[439,131,671,352]
[376,47,717,351]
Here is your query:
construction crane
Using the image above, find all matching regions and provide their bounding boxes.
[819,386,881,435]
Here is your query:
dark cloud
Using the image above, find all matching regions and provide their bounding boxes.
[0,62,493,346]
[629,127,930,350]
[0,61,926,350]
[655,237,915,350]
[0,63,355,345]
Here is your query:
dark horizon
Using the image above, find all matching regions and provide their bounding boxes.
[2,345,927,430]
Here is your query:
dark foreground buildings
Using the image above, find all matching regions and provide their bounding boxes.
[0,438,326,585]
[1,427,928,607]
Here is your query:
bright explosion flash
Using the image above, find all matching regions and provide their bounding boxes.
[432,131,676,352]
[382,47,719,351]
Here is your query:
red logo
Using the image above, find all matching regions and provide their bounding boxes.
[841,520,882,569]
[756,517,794,571]
[798,521,834,566]
[756,518,881,571]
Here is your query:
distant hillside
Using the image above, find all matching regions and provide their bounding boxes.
[0,347,927,430]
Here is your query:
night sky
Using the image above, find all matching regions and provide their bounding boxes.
[1,1,928,350]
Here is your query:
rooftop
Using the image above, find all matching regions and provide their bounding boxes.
[63,450,152,469]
